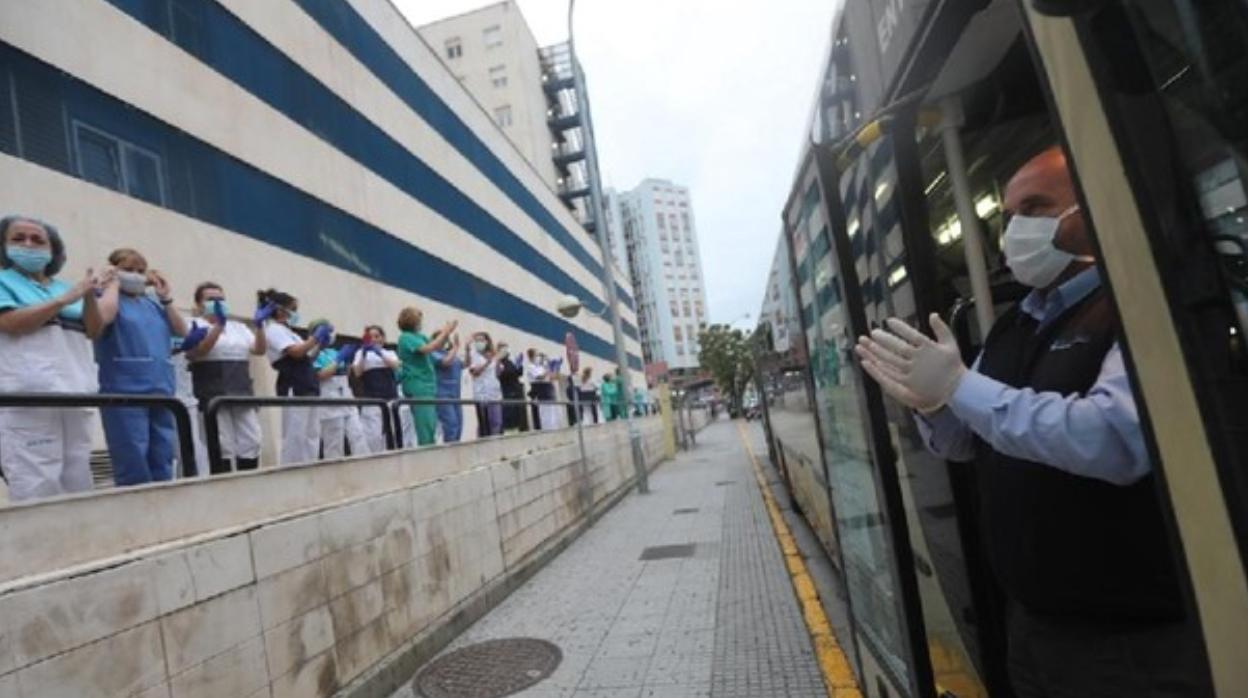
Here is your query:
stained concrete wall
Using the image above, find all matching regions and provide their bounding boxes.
[0,417,668,698]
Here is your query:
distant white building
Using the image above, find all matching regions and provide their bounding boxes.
[758,233,799,353]
[617,179,709,372]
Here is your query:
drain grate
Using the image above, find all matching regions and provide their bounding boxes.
[413,637,562,698]
[672,508,700,515]
[639,543,696,561]
[714,480,737,486]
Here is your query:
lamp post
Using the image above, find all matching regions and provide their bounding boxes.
[564,0,649,494]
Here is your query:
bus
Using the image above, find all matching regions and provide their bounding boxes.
[754,1,1248,696]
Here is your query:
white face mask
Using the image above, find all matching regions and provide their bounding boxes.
[1003,205,1092,288]
[117,271,148,296]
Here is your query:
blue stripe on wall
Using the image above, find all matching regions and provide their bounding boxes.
[293,0,636,312]
[0,42,642,369]
[101,0,637,341]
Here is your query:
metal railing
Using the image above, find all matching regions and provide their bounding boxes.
[0,393,198,476]
[203,396,396,474]
[0,391,663,501]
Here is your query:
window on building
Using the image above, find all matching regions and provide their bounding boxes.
[489,65,507,88]
[681,212,690,230]
[483,25,502,48]
[670,300,679,317]
[445,38,463,59]
[656,214,665,229]
[683,301,691,317]
[494,105,513,127]
[73,122,166,206]
[676,345,685,356]
[674,326,683,342]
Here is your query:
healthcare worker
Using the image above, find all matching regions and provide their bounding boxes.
[496,342,527,432]
[524,348,549,429]
[183,282,272,473]
[352,325,400,452]
[0,216,103,501]
[94,248,188,486]
[260,288,329,464]
[468,332,503,437]
[576,367,599,424]
[431,333,464,443]
[396,307,456,446]
[600,373,620,422]
[309,319,369,459]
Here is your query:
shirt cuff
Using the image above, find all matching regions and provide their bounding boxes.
[948,370,1007,426]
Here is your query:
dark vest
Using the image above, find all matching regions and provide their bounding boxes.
[189,361,253,402]
[273,355,319,397]
[360,367,398,400]
[974,289,1182,623]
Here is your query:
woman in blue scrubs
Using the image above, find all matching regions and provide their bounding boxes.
[94,247,189,486]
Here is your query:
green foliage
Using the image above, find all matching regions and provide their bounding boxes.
[697,324,754,411]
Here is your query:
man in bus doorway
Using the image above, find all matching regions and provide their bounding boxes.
[856,146,1210,697]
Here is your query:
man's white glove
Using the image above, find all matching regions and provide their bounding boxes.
[854,313,967,414]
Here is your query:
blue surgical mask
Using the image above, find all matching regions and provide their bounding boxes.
[286,310,301,326]
[6,246,52,274]
[117,271,148,296]
[207,300,230,317]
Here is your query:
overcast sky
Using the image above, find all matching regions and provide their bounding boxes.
[393,0,839,326]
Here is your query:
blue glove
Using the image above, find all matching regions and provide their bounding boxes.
[312,324,333,346]
[337,344,359,367]
[179,325,209,352]
[253,301,277,325]
[364,344,383,357]
[212,300,227,325]
[549,358,563,372]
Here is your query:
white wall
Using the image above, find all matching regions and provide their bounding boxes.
[0,418,670,698]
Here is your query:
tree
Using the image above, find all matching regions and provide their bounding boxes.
[697,324,754,414]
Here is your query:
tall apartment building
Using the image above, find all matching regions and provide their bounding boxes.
[418,2,604,240]
[617,179,709,374]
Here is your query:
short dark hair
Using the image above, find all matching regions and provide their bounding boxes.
[257,288,296,309]
[194,282,223,304]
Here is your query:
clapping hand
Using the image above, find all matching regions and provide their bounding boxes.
[212,300,227,325]
[311,324,333,346]
[180,325,209,352]
[253,301,278,325]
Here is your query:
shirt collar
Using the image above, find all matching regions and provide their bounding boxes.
[1020,266,1101,328]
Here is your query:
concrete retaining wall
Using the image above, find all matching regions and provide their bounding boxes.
[0,417,668,698]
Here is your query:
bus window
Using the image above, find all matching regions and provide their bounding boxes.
[787,161,917,692]
[1078,0,1248,569]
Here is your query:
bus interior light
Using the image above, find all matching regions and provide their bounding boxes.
[975,194,1000,218]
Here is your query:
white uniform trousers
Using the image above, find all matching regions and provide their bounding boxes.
[400,407,416,448]
[280,406,321,465]
[360,406,390,453]
[0,407,94,501]
[217,406,262,461]
[320,408,369,459]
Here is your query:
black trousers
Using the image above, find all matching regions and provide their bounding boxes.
[1007,604,1213,698]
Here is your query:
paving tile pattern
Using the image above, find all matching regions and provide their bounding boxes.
[391,420,825,698]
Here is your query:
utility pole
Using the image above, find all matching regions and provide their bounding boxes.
[568,0,649,493]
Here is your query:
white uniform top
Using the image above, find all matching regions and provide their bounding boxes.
[525,360,549,383]
[188,318,255,362]
[469,350,502,400]
[353,347,399,372]
[0,324,97,393]
[264,323,304,365]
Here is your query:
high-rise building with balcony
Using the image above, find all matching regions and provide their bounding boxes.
[417,2,606,242]
[616,179,709,374]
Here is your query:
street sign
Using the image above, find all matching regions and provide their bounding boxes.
[564,331,580,374]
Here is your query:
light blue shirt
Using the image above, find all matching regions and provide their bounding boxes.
[918,268,1150,485]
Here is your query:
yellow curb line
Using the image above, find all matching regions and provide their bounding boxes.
[736,420,864,698]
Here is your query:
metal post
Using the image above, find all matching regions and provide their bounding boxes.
[571,384,592,511]
[568,0,648,493]
[940,96,995,335]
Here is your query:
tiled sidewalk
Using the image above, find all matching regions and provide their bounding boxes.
[390,418,826,698]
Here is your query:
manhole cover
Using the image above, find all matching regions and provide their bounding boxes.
[639,543,696,560]
[413,638,562,698]
[672,508,699,515]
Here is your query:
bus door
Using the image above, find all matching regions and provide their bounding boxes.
[1019,2,1248,694]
